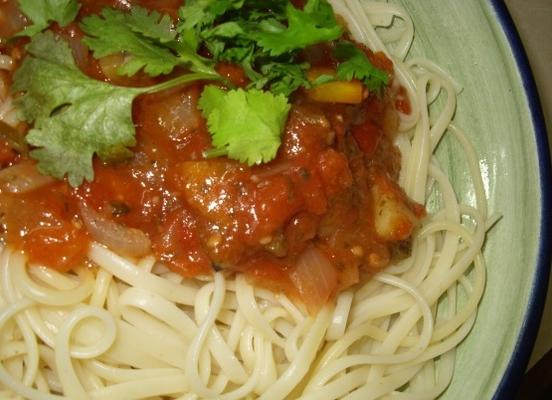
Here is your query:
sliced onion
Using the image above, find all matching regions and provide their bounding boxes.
[161,87,202,138]
[0,162,54,194]
[290,246,339,313]
[79,203,151,258]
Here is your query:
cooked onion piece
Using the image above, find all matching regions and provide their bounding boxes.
[290,247,339,313]
[0,162,53,194]
[79,203,151,258]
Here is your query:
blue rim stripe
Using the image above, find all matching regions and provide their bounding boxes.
[489,1,552,399]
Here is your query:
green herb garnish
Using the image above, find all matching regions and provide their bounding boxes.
[252,0,343,56]
[12,1,391,187]
[80,7,215,76]
[334,41,390,91]
[13,32,219,187]
[199,86,290,165]
[16,0,80,37]
[179,0,344,95]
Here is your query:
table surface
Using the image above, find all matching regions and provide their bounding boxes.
[503,0,552,369]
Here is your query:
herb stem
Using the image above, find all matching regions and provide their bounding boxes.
[146,72,222,94]
[203,147,228,159]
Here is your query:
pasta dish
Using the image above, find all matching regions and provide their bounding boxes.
[0,1,491,399]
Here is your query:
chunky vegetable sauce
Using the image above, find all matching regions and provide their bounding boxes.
[0,0,423,309]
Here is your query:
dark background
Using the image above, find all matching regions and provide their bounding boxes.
[505,1,552,398]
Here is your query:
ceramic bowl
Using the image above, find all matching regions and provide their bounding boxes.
[400,0,551,398]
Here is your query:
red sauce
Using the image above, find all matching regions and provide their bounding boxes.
[0,1,423,307]
[0,141,18,167]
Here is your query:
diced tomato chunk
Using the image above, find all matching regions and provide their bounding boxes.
[395,86,412,115]
[238,254,295,295]
[151,209,212,277]
[317,148,353,196]
[368,51,394,75]
[0,182,89,272]
[352,119,382,155]
[284,213,319,257]
[25,224,89,272]
[240,174,303,244]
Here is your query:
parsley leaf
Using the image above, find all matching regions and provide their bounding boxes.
[334,42,389,91]
[81,7,214,76]
[253,0,343,56]
[198,86,290,165]
[17,0,80,37]
[13,32,218,187]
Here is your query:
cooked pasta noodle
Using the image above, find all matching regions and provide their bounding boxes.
[0,1,490,399]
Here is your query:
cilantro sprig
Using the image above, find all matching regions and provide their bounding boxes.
[179,0,344,96]
[13,32,219,187]
[80,7,215,77]
[252,0,343,56]
[199,86,290,165]
[334,42,390,91]
[12,0,393,187]
[80,1,346,96]
[16,0,80,37]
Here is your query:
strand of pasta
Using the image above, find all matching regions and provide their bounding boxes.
[0,297,64,400]
[259,307,332,400]
[89,244,198,306]
[1,250,41,390]
[184,273,226,398]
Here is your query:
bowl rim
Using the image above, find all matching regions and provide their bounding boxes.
[489,1,552,399]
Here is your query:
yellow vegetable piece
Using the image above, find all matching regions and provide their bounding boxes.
[306,67,364,104]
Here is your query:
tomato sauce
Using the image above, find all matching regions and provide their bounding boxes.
[0,0,423,306]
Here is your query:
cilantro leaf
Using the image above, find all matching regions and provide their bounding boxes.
[200,20,257,67]
[254,62,311,96]
[81,7,214,77]
[198,87,290,165]
[124,6,176,43]
[334,42,389,91]
[12,32,145,187]
[253,0,343,56]
[177,0,244,50]
[13,32,218,187]
[17,0,80,37]
[178,0,245,32]
[80,8,182,77]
